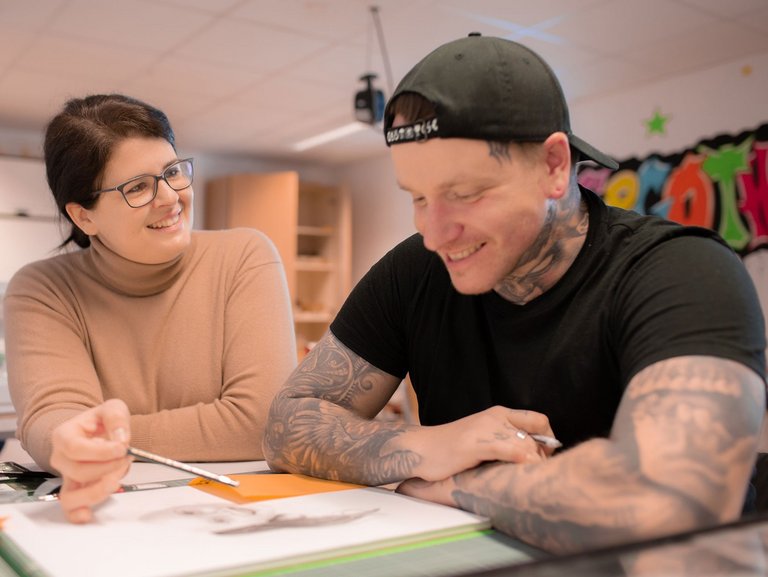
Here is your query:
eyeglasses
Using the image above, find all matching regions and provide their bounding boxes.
[93,158,194,208]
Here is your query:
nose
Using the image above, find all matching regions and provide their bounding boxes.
[416,203,462,252]
[153,177,182,206]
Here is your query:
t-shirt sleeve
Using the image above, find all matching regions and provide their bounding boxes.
[612,235,767,384]
[331,234,428,379]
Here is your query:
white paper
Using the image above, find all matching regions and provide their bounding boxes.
[0,485,489,577]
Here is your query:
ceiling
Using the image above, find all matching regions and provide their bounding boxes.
[1,0,767,165]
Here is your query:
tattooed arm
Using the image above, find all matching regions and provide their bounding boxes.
[263,331,553,485]
[399,356,765,554]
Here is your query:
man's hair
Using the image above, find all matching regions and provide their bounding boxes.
[386,92,436,127]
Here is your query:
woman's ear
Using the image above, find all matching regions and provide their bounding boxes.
[65,202,98,236]
[542,132,571,199]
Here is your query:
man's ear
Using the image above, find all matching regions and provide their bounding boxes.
[542,132,571,199]
[65,202,98,236]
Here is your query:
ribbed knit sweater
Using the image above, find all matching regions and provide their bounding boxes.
[4,228,296,471]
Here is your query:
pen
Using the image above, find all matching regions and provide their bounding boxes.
[530,434,563,449]
[126,447,240,488]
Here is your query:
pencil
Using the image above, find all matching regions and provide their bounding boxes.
[530,434,563,449]
[126,447,240,487]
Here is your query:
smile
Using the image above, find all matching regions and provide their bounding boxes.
[148,211,181,230]
[445,243,484,262]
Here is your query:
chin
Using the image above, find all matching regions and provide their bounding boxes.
[449,275,495,295]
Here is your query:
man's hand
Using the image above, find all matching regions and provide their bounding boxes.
[411,405,555,482]
[49,399,132,523]
[397,476,458,507]
[264,333,557,487]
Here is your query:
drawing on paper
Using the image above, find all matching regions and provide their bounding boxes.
[139,503,379,534]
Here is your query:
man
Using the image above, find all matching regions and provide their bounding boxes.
[263,34,766,554]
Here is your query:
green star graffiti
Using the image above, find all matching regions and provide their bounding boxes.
[645,109,670,136]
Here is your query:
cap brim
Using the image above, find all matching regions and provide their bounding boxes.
[569,134,619,170]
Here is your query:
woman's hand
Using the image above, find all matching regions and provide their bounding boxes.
[49,399,132,523]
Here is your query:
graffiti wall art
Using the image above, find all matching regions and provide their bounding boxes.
[579,123,768,256]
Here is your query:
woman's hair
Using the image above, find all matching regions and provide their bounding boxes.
[44,94,176,248]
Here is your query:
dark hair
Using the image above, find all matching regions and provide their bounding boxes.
[44,94,176,248]
[385,92,437,127]
[387,92,582,165]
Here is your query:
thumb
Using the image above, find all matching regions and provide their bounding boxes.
[99,399,131,445]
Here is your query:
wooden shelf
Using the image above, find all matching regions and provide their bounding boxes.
[297,225,334,236]
[204,171,351,355]
[294,310,334,323]
[296,258,335,272]
[0,212,56,222]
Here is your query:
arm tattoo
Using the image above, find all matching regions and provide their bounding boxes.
[264,334,421,485]
[445,357,764,553]
[290,337,382,410]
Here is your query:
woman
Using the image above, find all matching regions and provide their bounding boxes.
[3,94,296,521]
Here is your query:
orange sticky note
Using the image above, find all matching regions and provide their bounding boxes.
[189,474,363,504]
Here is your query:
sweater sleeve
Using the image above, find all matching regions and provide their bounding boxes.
[4,261,104,471]
[127,230,297,462]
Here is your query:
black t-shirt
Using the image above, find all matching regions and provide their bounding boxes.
[331,188,766,449]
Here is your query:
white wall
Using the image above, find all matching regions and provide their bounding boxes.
[339,49,768,283]
[337,155,413,285]
[0,156,63,283]
[0,127,43,159]
[570,50,768,160]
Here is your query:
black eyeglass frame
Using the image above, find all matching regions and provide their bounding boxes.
[92,158,195,208]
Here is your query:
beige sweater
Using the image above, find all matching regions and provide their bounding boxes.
[4,228,296,471]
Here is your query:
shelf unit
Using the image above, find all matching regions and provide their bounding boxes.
[204,172,351,358]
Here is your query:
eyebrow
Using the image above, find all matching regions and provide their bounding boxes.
[101,158,182,190]
[122,158,181,179]
[397,176,497,195]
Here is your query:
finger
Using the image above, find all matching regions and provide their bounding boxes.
[481,429,545,464]
[534,443,554,459]
[505,409,554,437]
[537,443,557,458]
[60,481,93,525]
[59,476,121,524]
[66,506,93,524]
[101,458,132,488]
[99,399,131,444]
[52,455,131,485]
[498,442,546,464]
[397,478,436,500]
[54,433,129,464]
[396,477,430,496]
[397,478,456,507]
[514,429,555,453]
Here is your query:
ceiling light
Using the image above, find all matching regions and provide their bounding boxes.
[291,122,369,152]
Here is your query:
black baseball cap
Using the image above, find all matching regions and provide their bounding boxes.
[384,33,618,170]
